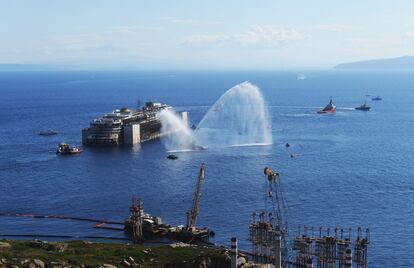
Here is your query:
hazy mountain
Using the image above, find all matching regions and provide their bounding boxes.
[335,56,414,69]
[0,64,56,71]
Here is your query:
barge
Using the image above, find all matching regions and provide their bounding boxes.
[82,102,188,146]
[123,205,211,243]
[124,164,212,244]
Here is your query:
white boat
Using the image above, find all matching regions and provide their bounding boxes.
[39,129,58,136]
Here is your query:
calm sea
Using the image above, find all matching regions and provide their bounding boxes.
[1,70,413,267]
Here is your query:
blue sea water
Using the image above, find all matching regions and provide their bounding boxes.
[0,70,413,267]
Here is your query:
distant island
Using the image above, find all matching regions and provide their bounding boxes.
[335,56,414,69]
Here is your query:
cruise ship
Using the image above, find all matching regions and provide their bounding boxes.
[82,102,188,146]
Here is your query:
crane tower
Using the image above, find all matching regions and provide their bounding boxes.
[186,163,206,229]
[249,167,289,268]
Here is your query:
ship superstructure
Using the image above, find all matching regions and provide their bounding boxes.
[82,102,188,146]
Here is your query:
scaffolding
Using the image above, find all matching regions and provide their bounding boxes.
[245,166,371,268]
[129,196,143,243]
[293,226,369,268]
[249,211,282,266]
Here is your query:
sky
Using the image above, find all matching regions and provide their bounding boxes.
[1,0,414,69]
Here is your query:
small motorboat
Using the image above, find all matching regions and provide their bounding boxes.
[56,143,83,155]
[371,96,382,101]
[39,129,58,136]
[317,98,336,114]
[167,154,178,160]
[297,74,306,80]
[285,143,290,148]
[355,101,371,111]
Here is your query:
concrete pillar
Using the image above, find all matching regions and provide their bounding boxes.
[274,234,281,268]
[345,248,352,268]
[231,237,237,268]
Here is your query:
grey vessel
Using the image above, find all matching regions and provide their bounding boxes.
[82,102,188,146]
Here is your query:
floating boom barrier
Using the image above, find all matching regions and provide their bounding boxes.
[0,212,124,225]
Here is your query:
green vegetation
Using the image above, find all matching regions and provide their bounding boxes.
[0,240,230,267]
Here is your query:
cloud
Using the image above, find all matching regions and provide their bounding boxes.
[310,24,353,32]
[171,18,200,25]
[238,25,305,46]
[183,34,222,46]
[403,31,414,42]
[110,25,161,34]
[342,37,402,48]
[183,25,305,48]
[50,33,103,51]
[406,31,414,37]
[42,24,161,56]
[163,17,222,26]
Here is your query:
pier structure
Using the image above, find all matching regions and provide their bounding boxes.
[293,226,369,268]
[246,166,370,268]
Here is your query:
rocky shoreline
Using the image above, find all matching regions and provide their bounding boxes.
[0,240,271,268]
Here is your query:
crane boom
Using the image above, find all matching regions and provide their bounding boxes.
[264,167,287,230]
[186,163,206,229]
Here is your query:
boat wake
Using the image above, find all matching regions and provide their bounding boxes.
[227,143,273,148]
[280,113,313,118]
[339,107,356,111]
[269,105,322,109]
[166,146,208,153]
[167,149,201,153]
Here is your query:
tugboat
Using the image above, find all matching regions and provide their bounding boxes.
[355,101,371,111]
[56,143,83,155]
[371,96,382,101]
[39,129,58,136]
[317,98,336,114]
